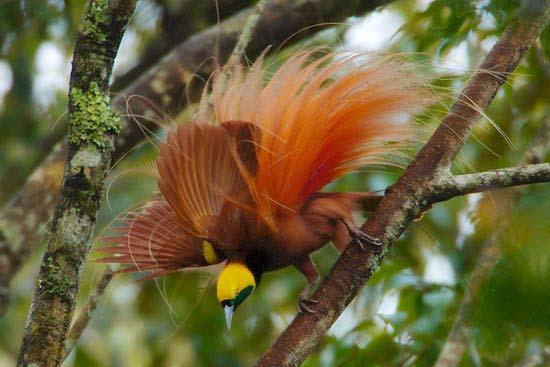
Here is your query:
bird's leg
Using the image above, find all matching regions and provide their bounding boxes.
[340,218,381,249]
[294,257,320,313]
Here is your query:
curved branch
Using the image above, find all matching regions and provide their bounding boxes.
[16,1,137,366]
[255,1,550,366]
[0,0,392,317]
[430,163,550,203]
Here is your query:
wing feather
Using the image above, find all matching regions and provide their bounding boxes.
[156,122,260,249]
[96,199,214,278]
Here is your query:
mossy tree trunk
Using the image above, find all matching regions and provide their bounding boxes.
[16,1,137,366]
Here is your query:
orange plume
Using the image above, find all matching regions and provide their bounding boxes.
[199,50,432,227]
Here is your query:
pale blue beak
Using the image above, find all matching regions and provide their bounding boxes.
[224,304,234,330]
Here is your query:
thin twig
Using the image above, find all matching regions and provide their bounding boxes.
[198,0,268,118]
[430,162,550,202]
[226,0,268,67]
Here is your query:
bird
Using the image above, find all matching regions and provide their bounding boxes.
[98,49,431,328]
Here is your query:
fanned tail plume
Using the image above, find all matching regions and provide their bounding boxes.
[201,49,433,223]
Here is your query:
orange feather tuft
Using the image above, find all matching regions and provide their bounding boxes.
[200,50,432,223]
[156,121,262,248]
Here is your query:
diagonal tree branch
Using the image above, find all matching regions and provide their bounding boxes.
[255,1,550,366]
[433,115,550,367]
[0,0,393,317]
[16,1,137,366]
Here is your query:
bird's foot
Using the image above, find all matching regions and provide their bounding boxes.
[341,218,381,249]
[297,276,320,313]
[298,295,319,314]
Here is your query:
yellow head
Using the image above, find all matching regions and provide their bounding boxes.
[217,262,256,329]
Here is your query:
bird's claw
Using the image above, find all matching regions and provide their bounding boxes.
[298,296,319,313]
[349,227,382,249]
[341,218,381,249]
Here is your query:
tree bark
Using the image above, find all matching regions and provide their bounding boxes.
[255,1,550,366]
[16,1,137,366]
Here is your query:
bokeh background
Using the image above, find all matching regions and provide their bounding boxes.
[1,0,550,366]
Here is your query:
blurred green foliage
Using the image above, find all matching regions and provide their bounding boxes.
[1,0,550,366]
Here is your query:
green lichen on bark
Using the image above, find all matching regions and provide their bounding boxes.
[82,0,109,42]
[69,81,120,149]
[36,257,73,303]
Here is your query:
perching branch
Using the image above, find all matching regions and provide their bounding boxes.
[16,1,137,366]
[0,0,392,317]
[430,162,550,203]
[433,115,550,367]
[255,1,550,366]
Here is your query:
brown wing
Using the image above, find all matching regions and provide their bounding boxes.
[98,121,262,278]
[156,121,261,250]
[97,198,219,279]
